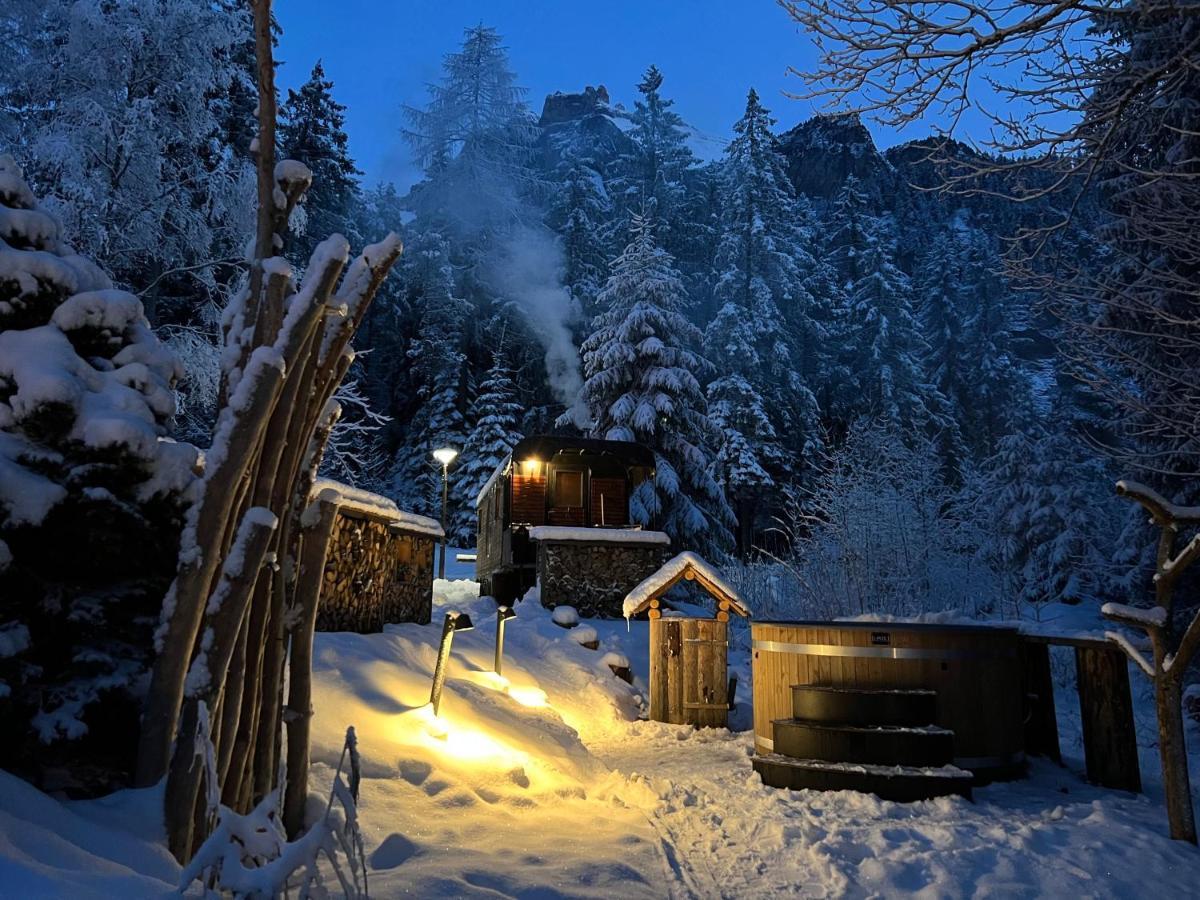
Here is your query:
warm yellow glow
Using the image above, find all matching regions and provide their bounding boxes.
[437,727,522,765]
[520,457,541,474]
[506,686,548,708]
[467,670,548,708]
[472,671,510,690]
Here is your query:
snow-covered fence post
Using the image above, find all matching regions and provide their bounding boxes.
[1104,480,1200,844]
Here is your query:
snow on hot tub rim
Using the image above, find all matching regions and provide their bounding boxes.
[752,618,1022,637]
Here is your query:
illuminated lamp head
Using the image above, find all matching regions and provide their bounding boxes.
[433,446,459,468]
[520,457,541,474]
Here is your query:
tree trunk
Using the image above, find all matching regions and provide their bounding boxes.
[1157,677,1197,844]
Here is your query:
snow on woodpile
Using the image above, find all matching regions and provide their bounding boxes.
[309,476,443,537]
[622,550,748,619]
[529,525,670,545]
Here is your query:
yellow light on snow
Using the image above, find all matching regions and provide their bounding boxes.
[506,686,548,708]
[469,670,548,709]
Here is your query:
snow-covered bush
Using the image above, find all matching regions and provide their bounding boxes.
[730,418,1003,621]
[0,156,197,793]
[551,605,580,628]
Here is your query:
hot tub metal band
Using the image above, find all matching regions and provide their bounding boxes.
[751,639,1017,660]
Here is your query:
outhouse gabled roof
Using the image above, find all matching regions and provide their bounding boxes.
[622,551,751,619]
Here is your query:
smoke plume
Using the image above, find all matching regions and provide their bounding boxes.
[489,225,592,429]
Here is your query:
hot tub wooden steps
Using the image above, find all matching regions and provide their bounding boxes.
[791,685,938,727]
[752,754,973,802]
[772,719,955,768]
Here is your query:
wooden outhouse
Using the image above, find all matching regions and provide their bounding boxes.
[623,552,751,728]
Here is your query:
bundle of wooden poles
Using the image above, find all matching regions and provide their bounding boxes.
[130,0,402,862]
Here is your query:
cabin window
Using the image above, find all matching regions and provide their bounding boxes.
[553,470,584,508]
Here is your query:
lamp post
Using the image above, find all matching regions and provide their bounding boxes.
[432,446,458,579]
[429,611,474,716]
[494,605,516,677]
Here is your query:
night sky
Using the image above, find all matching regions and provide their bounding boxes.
[274,1,979,190]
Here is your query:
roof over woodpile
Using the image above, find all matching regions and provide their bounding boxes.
[308,477,444,538]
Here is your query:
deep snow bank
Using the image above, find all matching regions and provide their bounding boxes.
[304,578,666,898]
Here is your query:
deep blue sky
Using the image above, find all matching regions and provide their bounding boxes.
[274,1,949,190]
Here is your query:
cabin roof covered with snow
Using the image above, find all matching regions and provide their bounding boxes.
[623,551,750,619]
[511,434,655,467]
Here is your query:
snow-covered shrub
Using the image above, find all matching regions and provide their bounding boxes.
[0,156,197,793]
[732,419,1003,621]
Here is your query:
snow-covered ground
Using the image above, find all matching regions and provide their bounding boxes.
[2,565,1200,897]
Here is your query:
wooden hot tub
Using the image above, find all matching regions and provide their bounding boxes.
[752,620,1026,779]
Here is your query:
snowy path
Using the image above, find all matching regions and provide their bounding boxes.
[590,721,1200,898]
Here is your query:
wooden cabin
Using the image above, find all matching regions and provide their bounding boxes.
[475,435,656,604]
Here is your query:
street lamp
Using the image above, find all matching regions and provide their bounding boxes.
[432,446,458,579]
[429,611,474,716]
[494,605,517,677]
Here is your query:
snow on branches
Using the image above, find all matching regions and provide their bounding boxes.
[0,155,198,780]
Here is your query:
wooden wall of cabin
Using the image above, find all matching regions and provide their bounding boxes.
[590,477,627,526]
[476,479,504,581]
[511,470,547,525]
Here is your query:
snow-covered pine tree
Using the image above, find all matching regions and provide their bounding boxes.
[825,177,945,439]
[581,213,733,554]
[0,156,197,793]
[390,231,471,519]
[615,66,714,306]
[955,227,1029,457]
[549,157,615,320]
[403,25,537,242]
[982,408,1118,609]
[453,346,524,543]
[279,60,363,263]
[707,375,778,555]
[912,228,970,475]
[349,183,415,472]
[704,89,822,537]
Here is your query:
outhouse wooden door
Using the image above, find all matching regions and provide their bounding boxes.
[649,617,729,727]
